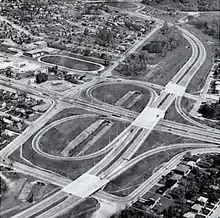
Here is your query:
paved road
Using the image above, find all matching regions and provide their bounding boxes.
[93,148,220,206]
[1,3,217,218]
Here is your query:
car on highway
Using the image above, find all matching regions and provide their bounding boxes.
[112,114,121,118]
[100,175,105,180]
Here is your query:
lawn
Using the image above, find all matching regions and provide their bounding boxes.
[83,121,128,155]
[104,148,188,197]
[38,117,96,154]
[164,101,195,125]
[134,129,202,158]
[0,171,57,218]
[145,37,192,86]
[9,135,105,180]
[180,97,196,113]
[91,83,151,112]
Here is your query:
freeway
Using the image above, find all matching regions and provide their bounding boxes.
[93,147,220,206]
[1,2,217,218]
[106,143,219,181]
[10,191,71,218]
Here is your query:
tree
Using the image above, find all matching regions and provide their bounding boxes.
[35,72,48,84]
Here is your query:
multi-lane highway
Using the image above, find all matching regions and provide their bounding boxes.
[93,147,220,206]
[1,2,219,218]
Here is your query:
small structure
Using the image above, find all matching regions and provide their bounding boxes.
[191,204,203,213]
[3,118,13,126]
[183,212,196,218]
[187,161,197,168]
[34,41,47,49]
[43,47,58,54]
[22,43,38,51]
[24,49,45,58]
[196,196,208,206]
[169,173,182,181]
[173,164,190,176]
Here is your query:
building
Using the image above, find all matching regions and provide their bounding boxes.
[23,49,45,58]
[22,43,38,51]
[3,117,13,126]
[191,204,203,213]
[183,212,196,218]
[173,164,190,176]
[43,47,58,55]
[196,196,208,206]
[34,41,47,49]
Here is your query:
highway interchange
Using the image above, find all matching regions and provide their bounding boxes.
[0,2,220,218]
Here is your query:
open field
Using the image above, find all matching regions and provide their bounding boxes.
[0,170,57,218]
[112,30,191,85]
[39,117,127,157]
[91,83,151,112]
[57,198,98,218]
[40,55,102,72]
[104,148,187,197]
[180,97,196,113]
[83,121,128,155]
[9,136,105,179]
[164,101,194,125]
[145,38,192,86]
[9,107,126,179]
[39,117,96,155]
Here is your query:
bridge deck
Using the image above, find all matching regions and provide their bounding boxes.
[132,106,165,129]
[62,173,109,197]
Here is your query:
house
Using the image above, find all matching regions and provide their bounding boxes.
[187,161,197,168]
[169,173,182,182]
[196,196,208,206]
[34,40,47,49]
[3,129,15,137]
[197,160,212,168]
[183,212,196,218]
[173,164,191,176]
[3,118,13,126]
[2,102,6,108]
[191,204,203,213]
[43,47,58,55]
